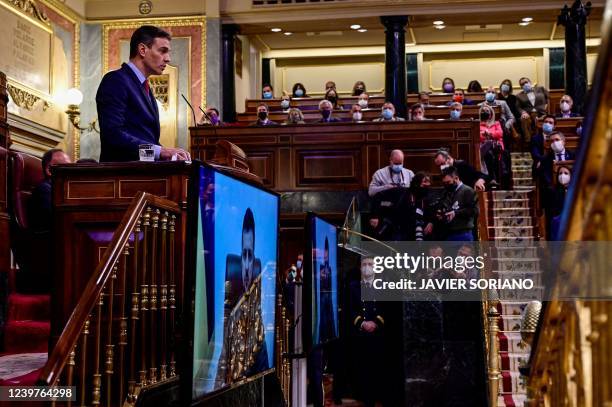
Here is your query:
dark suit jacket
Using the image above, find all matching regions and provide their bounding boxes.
[442,183,478,233]
[96,63,160,162]
[316,117,341,123]
[540,149,575,186]
[453,159,488,189]
[530,132,547,175]
[516,86,549,116]
[250,119,278,127]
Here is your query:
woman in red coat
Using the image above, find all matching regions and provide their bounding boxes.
[479,105,504,185]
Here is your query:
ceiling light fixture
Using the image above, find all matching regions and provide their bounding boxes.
[284,31,293,36]
[350,24,361,30]
[522,17,533,22]
[434,25,446,30]
[518,22,530,26]
[433,20,444,25]
[358,28,368,32]
[271,27,282,32]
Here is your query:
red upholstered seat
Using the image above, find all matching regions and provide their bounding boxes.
[9,151,44,231]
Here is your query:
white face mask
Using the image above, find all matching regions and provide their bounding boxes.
[560,102,571,112]
[353,112,363,121]
[551,140,564,153]
[558,173,570,185]
[361,265,374,280]
[358,99,368,108]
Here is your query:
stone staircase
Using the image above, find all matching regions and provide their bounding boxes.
[488,152,539,407]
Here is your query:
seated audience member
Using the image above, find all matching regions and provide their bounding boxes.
[479,105,504,185]
[368,149,415,197]
[284,108,305,125]
[516,76,549,143]
[350,104,363,122]
[549,165,572,239]
[29,149,72,233]
[418,92,431,107]
[434,149,487,191]
[541,132,575,186]
[410,103,426,121]
[352,81,367,96]
[358,93,370,109]
[441,77,455,93]
[262,84,274,100]
[530,114,556,175]
[497,79,521,121]
[558,94,579,118]
[325,87,342,110]
[325,80,336,92]
[449,102,463,120]
[447,88,473,106]
[317,100,341,123]
[438,166,478,242]
[479,86,515,129]
[200,106,223,126]
[251,103,278,126]
[292,82,308,98]
[467,80,483,93]
[374,102,405,122]
[280,94,291,111]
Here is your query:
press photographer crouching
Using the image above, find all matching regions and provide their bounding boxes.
[435,166,479,242]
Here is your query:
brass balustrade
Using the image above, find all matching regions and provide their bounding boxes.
[38,192,181,407]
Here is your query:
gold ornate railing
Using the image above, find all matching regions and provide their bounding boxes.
[275,289,292,405]
[527,7,612,407]
[37,192,181,406]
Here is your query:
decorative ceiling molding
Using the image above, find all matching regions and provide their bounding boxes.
[7,84,42,111]
[5,0,51,25]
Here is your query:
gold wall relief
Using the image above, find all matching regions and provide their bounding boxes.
[7,83,41,110]
[6,0,50,25]
[149,74,169,109]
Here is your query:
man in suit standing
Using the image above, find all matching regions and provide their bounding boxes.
[96,25,190,162]
[540,132,575,187]
[439,166,478,242]
[516,77,549,145]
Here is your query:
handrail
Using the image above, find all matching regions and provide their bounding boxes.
[38,192,180,389]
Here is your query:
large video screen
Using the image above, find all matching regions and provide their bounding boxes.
[190,164,279,400]
[309,215,339,347]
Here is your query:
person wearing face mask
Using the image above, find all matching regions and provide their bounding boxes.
[530,114,556,176]
[368,149,415,197]
[352,81,367,96]
[316,99,341,123]
[497,79,521,121]
[434,149,487,191]
[324,88,342,110]
[410,103,426,121]
[200,106,224,126]
[446,88,473,106]
[541,132,575,187]
[374,102,405,122]
[438,166,478,241]
[478,86,515,130]
[348,256,386,407]
[284,107,305,125]
[449,102,463,120]
[250,103,278,126]
[418,92,431,107]
[557,94,579,118]
[479,105,504,186]
[441,77,455,94]
[280,94,291,111]
[357,93,370,109]
[350,104,364,122]
[261,83,274,100]
[516,76,549,144]
[292,82,308,98]
[550,166,572,240]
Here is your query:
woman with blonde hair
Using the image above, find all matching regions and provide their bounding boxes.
[284,107,305,125]
[479,104,504,186]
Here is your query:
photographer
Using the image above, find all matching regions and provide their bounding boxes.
[410,172,435,241]
[437,166,479,241]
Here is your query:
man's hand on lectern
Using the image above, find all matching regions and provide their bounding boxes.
[160,147,191,161]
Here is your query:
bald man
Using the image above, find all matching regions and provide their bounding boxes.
[368,149,415,197]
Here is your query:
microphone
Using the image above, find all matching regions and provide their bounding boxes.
[181,93,198,127]
[199,106,212,124]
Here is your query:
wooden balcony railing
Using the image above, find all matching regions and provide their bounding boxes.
[37,192,181,406]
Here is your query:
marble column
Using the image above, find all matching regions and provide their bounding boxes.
[381,16,408,119]
[206,18,222,113]
[558,0,591,115]
[221,24,239,123]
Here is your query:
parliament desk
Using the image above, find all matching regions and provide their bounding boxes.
[190,119,481,192]
[50,161,191,348]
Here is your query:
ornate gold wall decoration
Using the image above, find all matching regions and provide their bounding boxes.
[7,83,41,110]
[6,0,50,25]
[138,0,152,15]
[149,75,169,108]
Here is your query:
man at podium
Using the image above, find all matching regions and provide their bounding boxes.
[96,25,190,162]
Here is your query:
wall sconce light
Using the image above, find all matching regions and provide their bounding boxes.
[64,88,99,133]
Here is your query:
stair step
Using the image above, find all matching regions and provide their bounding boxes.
[493,271,542,286]
[493,247,540,258]
[498,332,531,353]
[497,301,531,316]
[3,321,50,353]
[499,315,523,331]
[491,258,541,272]
[498,394,526,407]
[488,226,534,239]
[499,352,530,371]
[490,191,531,199]
[492,217,533,227]
[491,199,530,209]
[7,294,51,322]
[499,370,528,394]
[491,208,532,218]
[497,286,544,301]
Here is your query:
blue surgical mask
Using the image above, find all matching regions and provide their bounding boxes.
[576,126,582,136]
[522,83,532,93]
[450,110,461,120]
[263,91,273,99]
[281,99,290,109]
[382,108,394,120]
[543,123,554,133]
[391,164,403,173]
[296,260,302,269]
[294,89,304,97]
[485,92,496,102]
[501,84,510,93]
[443,83,454,93]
